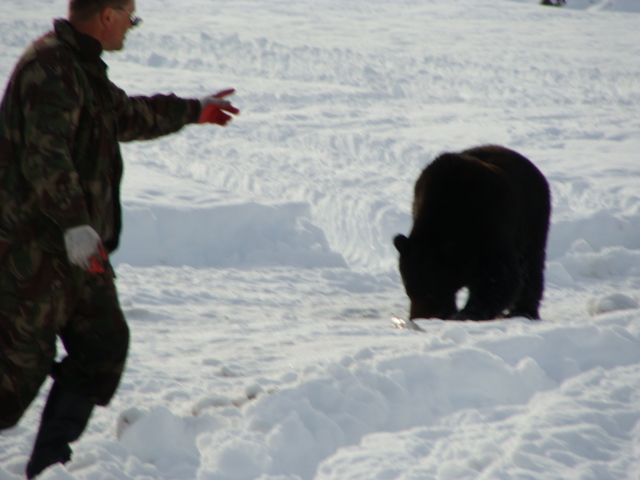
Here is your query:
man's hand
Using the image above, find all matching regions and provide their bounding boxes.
[199,89,240,126]
[64,225,107,273]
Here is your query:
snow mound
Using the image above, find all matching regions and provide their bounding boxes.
[316,364,640,480]
[587,293,639,316]
[113,316,640,480]
[112,202,346,269]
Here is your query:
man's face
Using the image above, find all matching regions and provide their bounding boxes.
[103,1,137,51]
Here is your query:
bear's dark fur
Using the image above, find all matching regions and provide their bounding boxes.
[394,145,551,321]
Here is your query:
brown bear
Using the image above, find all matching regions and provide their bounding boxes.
[394,145,551,321]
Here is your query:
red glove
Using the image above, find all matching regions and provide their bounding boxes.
[199,89,240,126]
[88,246,109,274]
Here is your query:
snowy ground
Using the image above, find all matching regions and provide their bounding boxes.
[1,0,640,479]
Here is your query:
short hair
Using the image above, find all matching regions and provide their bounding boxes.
[68,0,131,23]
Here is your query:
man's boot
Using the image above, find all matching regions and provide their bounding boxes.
[25,382,94,479]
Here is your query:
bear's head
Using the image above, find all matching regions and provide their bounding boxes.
[394,233,463,320]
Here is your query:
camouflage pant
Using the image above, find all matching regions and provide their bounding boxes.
[0,243,129,429]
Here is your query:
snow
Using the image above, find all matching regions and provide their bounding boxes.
[1,0,640,479]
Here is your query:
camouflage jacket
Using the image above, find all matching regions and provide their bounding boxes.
[0,19,201,258]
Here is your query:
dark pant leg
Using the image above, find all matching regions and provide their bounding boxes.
[0,312,54,429]
[54,263,129,406]
[0,251,79,430]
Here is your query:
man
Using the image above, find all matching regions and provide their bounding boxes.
[0,1,239,478]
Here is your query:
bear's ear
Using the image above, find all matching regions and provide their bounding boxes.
[394,234,410,254]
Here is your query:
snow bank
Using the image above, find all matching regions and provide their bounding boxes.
[110,314,640,480]
[113,202,346,269]
[316,363,640,480]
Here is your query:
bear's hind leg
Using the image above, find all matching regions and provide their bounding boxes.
[507,250,546,320]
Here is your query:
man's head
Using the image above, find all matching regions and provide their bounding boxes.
[68,0,140,51]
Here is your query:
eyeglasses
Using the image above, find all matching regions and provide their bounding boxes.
[115,7,142,28]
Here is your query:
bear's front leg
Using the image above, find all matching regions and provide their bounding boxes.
[455,259,520,321]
